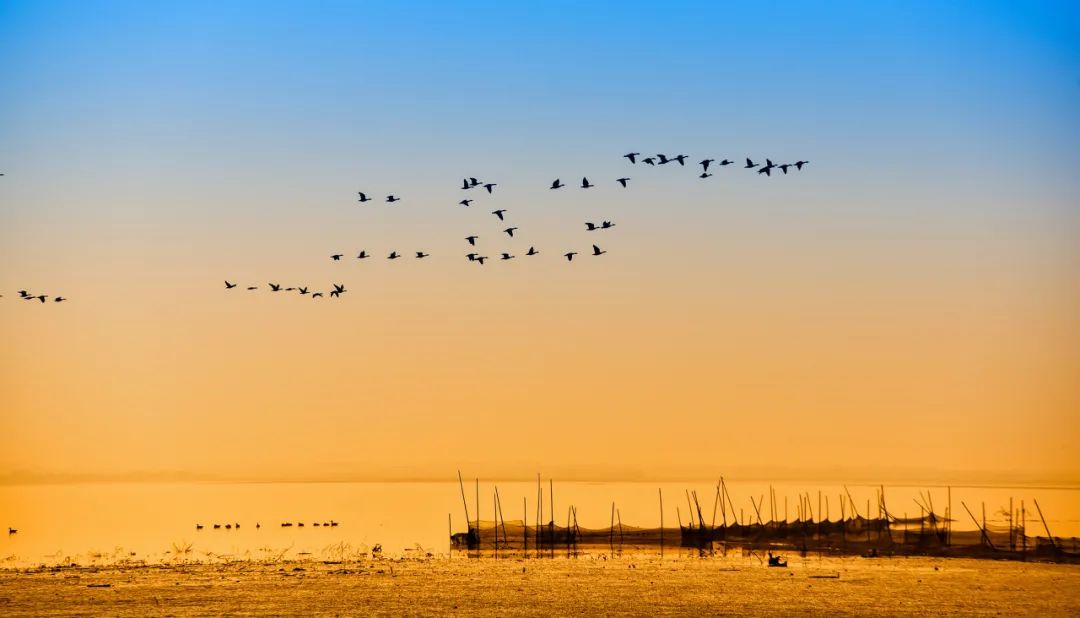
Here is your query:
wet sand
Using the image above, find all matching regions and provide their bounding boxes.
[1,554,1078,616]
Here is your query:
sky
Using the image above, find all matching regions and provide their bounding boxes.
[1,1,1078,484]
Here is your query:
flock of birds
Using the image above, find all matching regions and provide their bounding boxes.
[194,521,339,530]
[5,290,66,304]
[222,152,811,298]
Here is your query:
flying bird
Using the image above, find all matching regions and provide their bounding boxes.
[500,253,514,260]
[285,287,295,291]
[794,160,809,170]
[503,227,518,237]
[672,154,688,166]
[34,295,47,303]
[778,163,791,174]
[469,177,481,188]
[492,209,507,220]
[475,256,488,265]
[331,283,346,296]
[718,159,734,166]
[700,172,712,179]
[461,178,471,190]
[465,235,478,245]
[526,246,538,256]
[357,192,371,203]
[357,250,369,259]
[17,290,29,298]
[299,287,309,295]
[585,222,598,231]
[744,158,758,168]
[758,166,772,176]
[616,177,630,188]
[466,253,479,261]
[247,286,258,291]
[642,157,656,165]
[580,177,594,189]
[269,283,282,292]
[386,195,400,203]
[600,221,615,229]
[564,252,578,261]
[482,183,497,193]
[459,199,473,207]
[700,159,714,172]
[388,251,400,260]
[592,244,606,256]
[312,292,323,298]
[416,251,429,258]
[225,281,237,289]
[331,254,343,261]
[623,152,640,164]
[550,178,564,189]
[656,154,671,165]
[54,297,65,303]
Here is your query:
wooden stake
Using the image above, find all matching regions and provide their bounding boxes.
[1033,499,1056,551]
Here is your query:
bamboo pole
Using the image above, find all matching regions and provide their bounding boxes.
[659,487,664,559]
[1033,499,1056,551]
[457,471,471,537]
[610,502,615,556]
[961,501,995,550]
[523,496,528,557]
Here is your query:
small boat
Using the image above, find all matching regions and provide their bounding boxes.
[767,552,787,568]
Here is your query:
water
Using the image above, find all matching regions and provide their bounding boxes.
[2,481,1077,566]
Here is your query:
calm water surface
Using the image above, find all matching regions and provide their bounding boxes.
[1,481,1077,566]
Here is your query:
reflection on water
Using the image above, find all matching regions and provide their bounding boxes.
[1,481,1077,566]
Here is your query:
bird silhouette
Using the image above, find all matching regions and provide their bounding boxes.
[469,177,481,188]
[54,297,66,302]
[758,166,772,176]
[461,178,471,190]
[700,159,714,172]
[269,283,282,292]
[585,222,598,231]
[642,157,656,165]
[475,256,488,265]
[616,177,630,187]
[247,286,258,291]
[592,244,606,256]
[36,295,47,302]
[600,221,615,229]
[526,246,538,256]
[460,199,473,207]
[672,154,688,166]
[466,253,479,261]
[388,251,400,260]
[504,227,518,237]
[492,209,507,220]
[550,178,564,189]
[225,281,237,289]
[285,287,295,291]
[778,163,791,174]
[795,160,809,170]
[483,183,497,193]
[330,283,346,297]
[656,154,671,165]
[386,195,400,203]
[500,253,514,260]
[564,252,578,261]
[700,172,712,179]
[719,159,734,166]
[357,192,371,203]
[744,158,758,168]
[623,152,640,164]
[416,251,429,258]
[299,287,309,295]
[465,235,478,245]
[196,524,204,530]
[331,254,343,261]
[357,250,369,259]
[312,292,323,298]
[18,290,30,298]
[580,177,594,189]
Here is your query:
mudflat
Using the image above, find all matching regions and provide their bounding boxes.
[1,554,1078,616]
